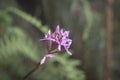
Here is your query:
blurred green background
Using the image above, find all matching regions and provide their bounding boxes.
[0,0,119,80]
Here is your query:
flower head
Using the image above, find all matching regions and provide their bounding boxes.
[41,25,72,55]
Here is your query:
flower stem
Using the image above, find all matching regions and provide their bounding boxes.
[23,62,40,80]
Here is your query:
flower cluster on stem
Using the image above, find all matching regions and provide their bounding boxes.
[40,25,72,65]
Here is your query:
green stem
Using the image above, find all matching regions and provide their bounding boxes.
[23,62,40,80]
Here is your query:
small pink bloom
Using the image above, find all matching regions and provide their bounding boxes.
[40,25,72,55]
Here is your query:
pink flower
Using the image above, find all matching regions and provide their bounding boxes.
[40,25,72,65]
[41,25,72,55]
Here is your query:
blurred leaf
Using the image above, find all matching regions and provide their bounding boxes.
[7,7,49,34]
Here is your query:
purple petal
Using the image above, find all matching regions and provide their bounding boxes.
[58,44,61,51]
[40,37,56,42]
[39,38,47,41]
[60,29,63,34]
[61,39,72,46]
[62,31,70,37]
[46,38,56,41]
[40,56,46,65]
[46,54,56,58]
[65,47,72,55]
[48,30,51,34]
[55,25,60,33]
[40,54,56,65]
[66,50,72,55]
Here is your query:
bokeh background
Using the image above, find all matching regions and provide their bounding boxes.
[0,0,119,80]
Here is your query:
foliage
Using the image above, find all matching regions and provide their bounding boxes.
[8,7,48,34]
[0,9,85,80]
[0,10,40,63]
[35,54,85,80]
[4,0,120,80]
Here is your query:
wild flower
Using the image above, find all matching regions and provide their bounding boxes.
[40,25,72,65]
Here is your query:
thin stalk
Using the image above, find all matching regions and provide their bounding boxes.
[23,50,57,80]
[23,62,40,80]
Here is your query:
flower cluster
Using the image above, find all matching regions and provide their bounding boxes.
[40,25,72,65]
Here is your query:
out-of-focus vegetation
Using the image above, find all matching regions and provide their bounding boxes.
[0,5,85,80]
[0,0,120,80]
